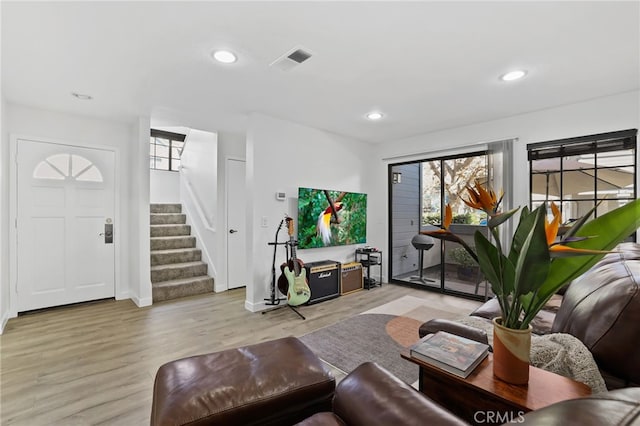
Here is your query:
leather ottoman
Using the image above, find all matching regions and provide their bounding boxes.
[151,337,335,426]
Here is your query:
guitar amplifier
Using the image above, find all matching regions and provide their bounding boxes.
[340,262,363,295]
[304,260,340,305]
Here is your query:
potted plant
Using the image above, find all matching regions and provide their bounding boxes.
[448,246,478,281]
[423,180,640,384]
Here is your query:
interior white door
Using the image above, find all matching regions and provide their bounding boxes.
[227,158,247,289]
[16,139,116,312]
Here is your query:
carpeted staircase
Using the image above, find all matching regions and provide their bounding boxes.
[150,203,214,302]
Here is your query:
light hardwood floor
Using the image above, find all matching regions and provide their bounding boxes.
[0,284,480,426]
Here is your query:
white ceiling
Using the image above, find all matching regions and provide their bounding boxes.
[2,1,639,144]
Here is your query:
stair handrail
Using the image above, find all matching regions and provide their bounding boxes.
[180,168,215,233]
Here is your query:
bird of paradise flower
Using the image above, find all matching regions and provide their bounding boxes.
[422,180,640,330]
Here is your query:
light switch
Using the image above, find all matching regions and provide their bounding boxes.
[261,216,269,228]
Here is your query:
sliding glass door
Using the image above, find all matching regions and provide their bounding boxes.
[441,155,489,297]
[389,151,492,299]
[389,161,441,289]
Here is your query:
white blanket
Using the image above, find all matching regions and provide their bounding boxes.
[457,317,607,393]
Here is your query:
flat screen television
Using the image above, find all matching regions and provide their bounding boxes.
[297,187,367,249]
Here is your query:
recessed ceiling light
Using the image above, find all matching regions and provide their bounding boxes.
[366,112,384,120]
[212,50,237,64]
[71,92,93,100]
[500,70,527,82]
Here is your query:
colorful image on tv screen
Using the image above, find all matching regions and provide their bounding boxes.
[297,187,367,249]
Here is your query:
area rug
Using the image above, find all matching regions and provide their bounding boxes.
[299,295,465,384]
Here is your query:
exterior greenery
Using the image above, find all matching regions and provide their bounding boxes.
[421,154,488,226]
[448,246,477,267]
[423,212,485,226]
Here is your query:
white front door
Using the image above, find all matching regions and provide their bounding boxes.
[16,139,116,312]
[226,158,246,289]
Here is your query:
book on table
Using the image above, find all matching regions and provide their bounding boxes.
[410,331,490,378]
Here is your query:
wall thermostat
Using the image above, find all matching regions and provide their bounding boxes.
[275,191,286,201]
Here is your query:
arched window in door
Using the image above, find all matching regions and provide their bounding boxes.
[33,154,103,182]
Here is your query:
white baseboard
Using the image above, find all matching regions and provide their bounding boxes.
[116,291,129,300]
[0,311,10,335]
[131,295,153,307]
[244,299,267,313]
[214,282,228,293]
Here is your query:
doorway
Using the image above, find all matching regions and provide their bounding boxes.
[226,158,247,289]
[389,151,491,299]
[13,138,116,312]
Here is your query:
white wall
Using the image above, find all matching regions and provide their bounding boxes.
[373,90,640,279]
[130,116,152,306]
[150,170,180,203]
[0,3,9,331]
[0,78,7,332]
[180,128,218,278]
[245,113,376,312]
[216,131,246,292]
[1,104,144,327]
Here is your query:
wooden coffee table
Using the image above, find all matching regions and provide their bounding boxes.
[401,351,591,425]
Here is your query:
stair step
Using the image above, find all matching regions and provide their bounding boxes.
[150,213,187,225]
[152,276,214,302]
[149,203,213,303]
[150,203,182,214]
[150,236,196,250]
[150,224,191,237]
[151,248,202,266]
[151,261,208,283]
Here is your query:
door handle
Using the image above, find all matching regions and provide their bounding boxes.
[229,229,238,234]
[103,223,113,244]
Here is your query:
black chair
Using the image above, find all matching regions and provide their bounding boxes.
[410,234,436,284]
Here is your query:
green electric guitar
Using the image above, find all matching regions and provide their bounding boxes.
[282,217,311,306]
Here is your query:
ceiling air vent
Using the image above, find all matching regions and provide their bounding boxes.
[288,49,312,64]
[270,47,313,71]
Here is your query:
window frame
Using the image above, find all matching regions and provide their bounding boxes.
[527,129,637,229]
[150,129,186,172]
[387,149,491,300]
